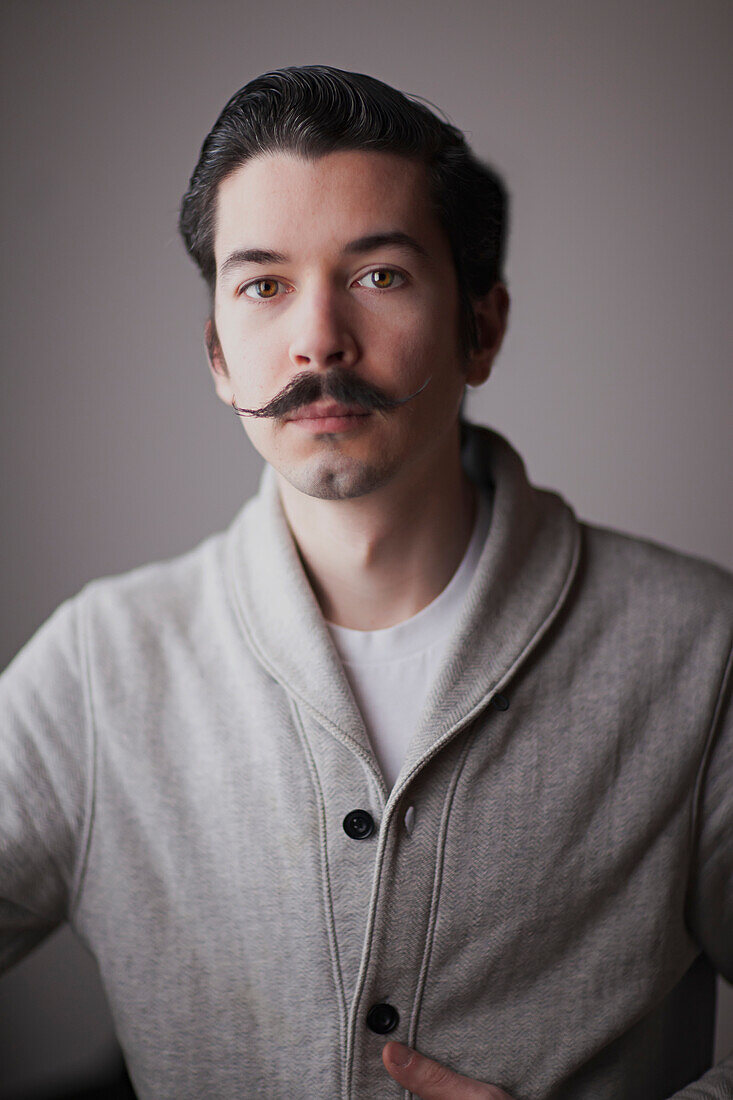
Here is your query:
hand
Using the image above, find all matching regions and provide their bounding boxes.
[382,1041,515,1099]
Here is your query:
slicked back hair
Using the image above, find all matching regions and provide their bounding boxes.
[179,65,508,356]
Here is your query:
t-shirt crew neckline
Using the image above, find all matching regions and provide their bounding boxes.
[326,486,492,665]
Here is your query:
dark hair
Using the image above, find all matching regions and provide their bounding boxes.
[179,65,508,355]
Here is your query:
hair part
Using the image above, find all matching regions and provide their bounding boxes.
[179,65,509,357]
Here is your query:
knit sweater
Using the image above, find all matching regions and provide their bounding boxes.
[2,423,731,1098]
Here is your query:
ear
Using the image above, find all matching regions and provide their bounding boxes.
[204,318,235,405]
[464,282,510,387]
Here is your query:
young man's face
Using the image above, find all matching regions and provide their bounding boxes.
[208,148,501,501]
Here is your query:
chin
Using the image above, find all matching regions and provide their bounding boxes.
[279,454,395,501]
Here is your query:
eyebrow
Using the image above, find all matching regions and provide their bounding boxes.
[218,231,429,280]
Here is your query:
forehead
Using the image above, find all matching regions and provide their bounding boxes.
[213,149,447,261]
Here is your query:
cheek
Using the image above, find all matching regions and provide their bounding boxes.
[238,416,272,458]
[215,310,285,401]
[364,306,442,384]
[389,285,459,356]
[388,319,459,396]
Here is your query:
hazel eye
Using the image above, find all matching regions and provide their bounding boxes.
[356,269,405,290]
[243,278,282,299]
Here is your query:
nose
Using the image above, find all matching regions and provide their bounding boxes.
[288,285,359,372]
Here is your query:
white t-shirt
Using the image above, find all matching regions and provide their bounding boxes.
[326,488,492,791]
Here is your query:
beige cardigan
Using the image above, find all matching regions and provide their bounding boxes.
[1,423,731,1098]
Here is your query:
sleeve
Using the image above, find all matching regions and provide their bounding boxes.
[0,592,93,974]
[670,643,733,1098]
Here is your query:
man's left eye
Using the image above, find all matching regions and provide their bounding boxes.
[355,269,405,290]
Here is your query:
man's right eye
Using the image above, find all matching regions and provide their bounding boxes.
[241,278,283,299]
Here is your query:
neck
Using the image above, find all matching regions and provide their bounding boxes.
[276,430,477,630]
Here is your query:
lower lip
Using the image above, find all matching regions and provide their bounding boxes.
[288,412,371,434]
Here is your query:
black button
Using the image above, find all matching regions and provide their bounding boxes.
[366,1002,399,1034]
[343,809,375,840]
[493,693,510,711]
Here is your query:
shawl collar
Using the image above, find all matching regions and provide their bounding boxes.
[224,424,581,791]
[399,423,580,793]
[225,454,373,762]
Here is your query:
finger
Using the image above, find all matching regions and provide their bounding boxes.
[381,1041,513,1099]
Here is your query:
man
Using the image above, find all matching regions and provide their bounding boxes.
[1,65,730,1099]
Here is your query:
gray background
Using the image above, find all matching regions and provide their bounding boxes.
[1,0,731,1095]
